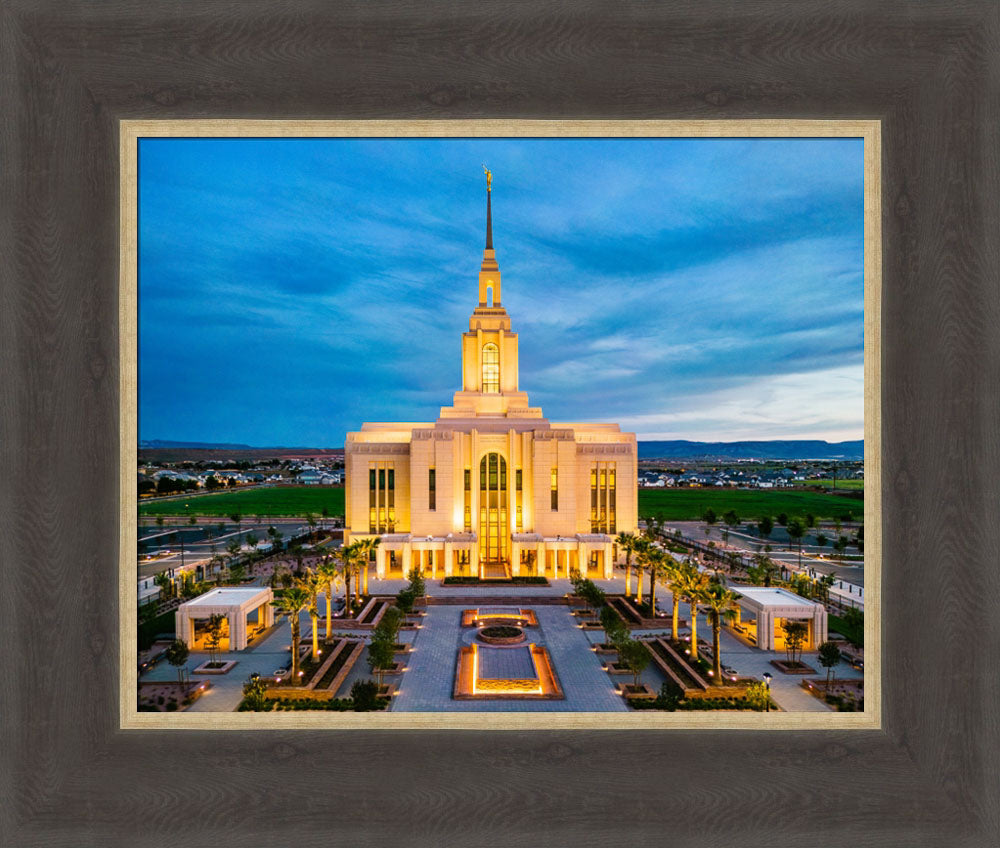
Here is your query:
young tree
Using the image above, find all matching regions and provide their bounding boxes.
[818,640,841,689]
[702,507,717,527]
[757,516,774,539]
[228,564,246,584]
[205,613,226,666]
[406,565,426,599]
[782,620,809,664]
[599,604,627,648]
[242,672,268,711]
[619,639,651,689]
[245,532,259,554]
[786,517,805,568]
[368,633,396,688]
[164,639,189,686]
[815,533,828,550]
[229,512,242,542]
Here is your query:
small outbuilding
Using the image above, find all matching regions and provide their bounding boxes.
[729,586,827,652]
[175,587,274,652]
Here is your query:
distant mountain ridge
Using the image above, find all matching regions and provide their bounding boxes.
[140,439,256,449]
[141,438,862,461]
[637,440,863,460]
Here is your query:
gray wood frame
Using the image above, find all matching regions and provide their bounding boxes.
[2,2,997,845]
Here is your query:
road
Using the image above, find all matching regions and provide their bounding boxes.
[665,520,866,608]
[137,518,313,581]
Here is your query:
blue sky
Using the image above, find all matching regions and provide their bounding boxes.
[138,137,864,446]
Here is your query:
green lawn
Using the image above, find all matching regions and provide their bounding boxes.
[138,483,857,522]
[791,479,864,491]
[638,488,860,521]
[139,486,345,518]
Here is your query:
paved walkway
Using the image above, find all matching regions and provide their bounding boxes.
[391,605,627,712]
[138,576,861,713]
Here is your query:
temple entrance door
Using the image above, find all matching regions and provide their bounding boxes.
[478,453,509,578]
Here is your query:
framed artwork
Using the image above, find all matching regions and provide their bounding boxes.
[122,120,879,730]
[4,2,998,845]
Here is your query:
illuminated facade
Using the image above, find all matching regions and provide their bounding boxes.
[345,173,638,580]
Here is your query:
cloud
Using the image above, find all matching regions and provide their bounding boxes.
[138,137,864,445]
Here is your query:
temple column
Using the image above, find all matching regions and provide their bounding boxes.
[402,545,412,577]
[604,540,614,579]
[510,541,521,576]
[444,541,454,576]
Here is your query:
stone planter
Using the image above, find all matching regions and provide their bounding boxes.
[192,660,237,675]
[477,626,527,645]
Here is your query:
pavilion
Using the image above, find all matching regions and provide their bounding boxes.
[175,587,274,652]
[728,586,827,651]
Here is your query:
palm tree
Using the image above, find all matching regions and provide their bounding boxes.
[646,548,672,616]
[300,572,323,660]
[663,559,693,642]
[615,532,638,597]
[271,586,310,683]
[337,543,359,617]
[680,568,710,662]
[632,538,650,604]
[358,536,381,595]
[316,555,343,639]
[700,581,739,681]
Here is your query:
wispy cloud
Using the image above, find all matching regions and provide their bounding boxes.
[138,137,863,445]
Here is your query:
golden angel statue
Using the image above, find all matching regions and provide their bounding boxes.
[483,165,492,191]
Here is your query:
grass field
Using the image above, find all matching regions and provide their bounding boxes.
[637,488,860,521]
[790,479,864,491]
[139,484,858,522]
[138,487,345,517]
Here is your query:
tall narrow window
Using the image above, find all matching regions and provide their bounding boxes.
[515,468,523,531]
[589,462,617,533]
[369,463,395,533]
[463,467,472,531]
[481,343,500,392]
[550,467,559,512]
[428,467,436,511]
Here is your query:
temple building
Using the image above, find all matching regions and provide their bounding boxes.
[344,171,638,580]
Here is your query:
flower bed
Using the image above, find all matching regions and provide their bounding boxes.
[240,696,390,711]
[477,625,526,645]
[442,576,549,585]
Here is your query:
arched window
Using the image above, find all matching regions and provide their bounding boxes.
[481,343,499,392]
[486,285,494,307]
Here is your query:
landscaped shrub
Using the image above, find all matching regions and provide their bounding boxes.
[165,701,178,712]
[350,679,381,711]
[441,576,548,585]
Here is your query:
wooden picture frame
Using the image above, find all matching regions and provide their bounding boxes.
[119,118,880,730]
[4,2,998,844]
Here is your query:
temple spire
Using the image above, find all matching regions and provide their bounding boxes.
[477,166,500,307]
[483,165,493,250]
